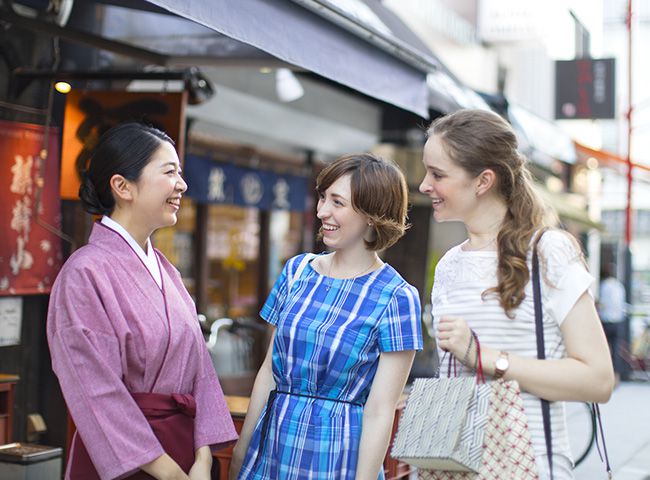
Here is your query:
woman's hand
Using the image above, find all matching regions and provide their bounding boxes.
[140,454,189,480]
[188,446,212,480]
[436,316,473,363]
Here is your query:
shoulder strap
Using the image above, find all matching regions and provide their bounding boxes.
[532,239,554,480]
[533,230,612,479]
[288,253,315,293]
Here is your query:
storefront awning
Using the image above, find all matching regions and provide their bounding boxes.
[478,92,576,168]
[123,0,431,117]
[508,104,577,167]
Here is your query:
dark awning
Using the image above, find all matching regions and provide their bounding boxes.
[10,0,486,117]
[127,0,431,117]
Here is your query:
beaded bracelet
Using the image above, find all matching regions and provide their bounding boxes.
[461,330,475,370]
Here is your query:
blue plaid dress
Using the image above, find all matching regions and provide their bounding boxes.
[238,253,423,480]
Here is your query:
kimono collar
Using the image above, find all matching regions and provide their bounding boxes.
[89,221,163,291]
[100,216,162,289]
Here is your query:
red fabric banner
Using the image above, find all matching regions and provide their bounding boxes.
[0,120,62,296]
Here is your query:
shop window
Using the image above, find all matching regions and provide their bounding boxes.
[206,204,260,320]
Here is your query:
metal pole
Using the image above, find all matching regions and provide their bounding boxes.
[625,1,634,248]
[622,0,634,380]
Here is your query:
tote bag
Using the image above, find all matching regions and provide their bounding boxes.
[391,335,491,472]
[418,379,538,480]
[391,375,490,472]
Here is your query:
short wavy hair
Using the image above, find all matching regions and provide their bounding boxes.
[316,153,409,251]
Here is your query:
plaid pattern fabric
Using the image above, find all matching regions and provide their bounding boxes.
[418,380,538,480]
[239,253,423,479]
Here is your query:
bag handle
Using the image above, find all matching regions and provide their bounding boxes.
[437,330,484,384]
[473,330,485,384]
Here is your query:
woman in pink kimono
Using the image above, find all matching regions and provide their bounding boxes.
[47,123,237,480]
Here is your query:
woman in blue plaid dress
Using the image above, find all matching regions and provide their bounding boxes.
[230,154,423,480]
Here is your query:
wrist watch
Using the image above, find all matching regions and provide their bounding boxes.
[494,351,510,379]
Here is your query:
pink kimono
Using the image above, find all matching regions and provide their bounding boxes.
[47,222,237,480]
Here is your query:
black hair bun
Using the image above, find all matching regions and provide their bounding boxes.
[78,171,110,216]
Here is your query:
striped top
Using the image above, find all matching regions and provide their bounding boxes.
[238,252,423,479]
[431,230,594,470]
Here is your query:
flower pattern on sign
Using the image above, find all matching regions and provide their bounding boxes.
[10,236,34,275]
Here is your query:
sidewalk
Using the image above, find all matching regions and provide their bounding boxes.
[568,381,650,480]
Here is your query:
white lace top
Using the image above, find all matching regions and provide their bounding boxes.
[431,230,594,469]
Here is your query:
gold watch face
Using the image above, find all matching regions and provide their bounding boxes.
[495,357,509,370]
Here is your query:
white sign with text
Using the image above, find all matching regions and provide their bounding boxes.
[0,296,22,346]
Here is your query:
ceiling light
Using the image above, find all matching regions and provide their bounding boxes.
[54,81,71,94]
[275,68,304,103]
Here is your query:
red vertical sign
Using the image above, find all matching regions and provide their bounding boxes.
[0,120,62,295]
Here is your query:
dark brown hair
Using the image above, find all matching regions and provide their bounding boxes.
[316,153,409,251]
[427,109,548,316]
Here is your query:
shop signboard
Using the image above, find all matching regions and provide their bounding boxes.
[184,154,308,211]
[60,90,186,199]
[0,120,62,295]
[555,58,616,120]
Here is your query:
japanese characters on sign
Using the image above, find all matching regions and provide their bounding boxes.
[0,120,62,296]
[184,154,309,211]
[555,58,616,120]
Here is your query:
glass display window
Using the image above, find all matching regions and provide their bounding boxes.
[206,204,260,320]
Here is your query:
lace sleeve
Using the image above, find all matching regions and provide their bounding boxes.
[536,230,595,325]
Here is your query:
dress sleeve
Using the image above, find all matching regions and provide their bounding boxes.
[47,266,164,480]
[378,284,423,352]
[537,230,595,326]
[259,255,299,326]
[192,326,239,452]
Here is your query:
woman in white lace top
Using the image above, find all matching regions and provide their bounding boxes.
[418,109,614,479]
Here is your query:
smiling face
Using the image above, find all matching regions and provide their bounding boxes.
[418,135,479,223]
[129,141,187,232]
[316,174,370,251]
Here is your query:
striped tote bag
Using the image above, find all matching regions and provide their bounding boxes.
[391,375,491,472]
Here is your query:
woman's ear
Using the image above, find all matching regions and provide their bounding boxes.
[109,174,133,202]
[475,169,497,197]
[364,219,376,242]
